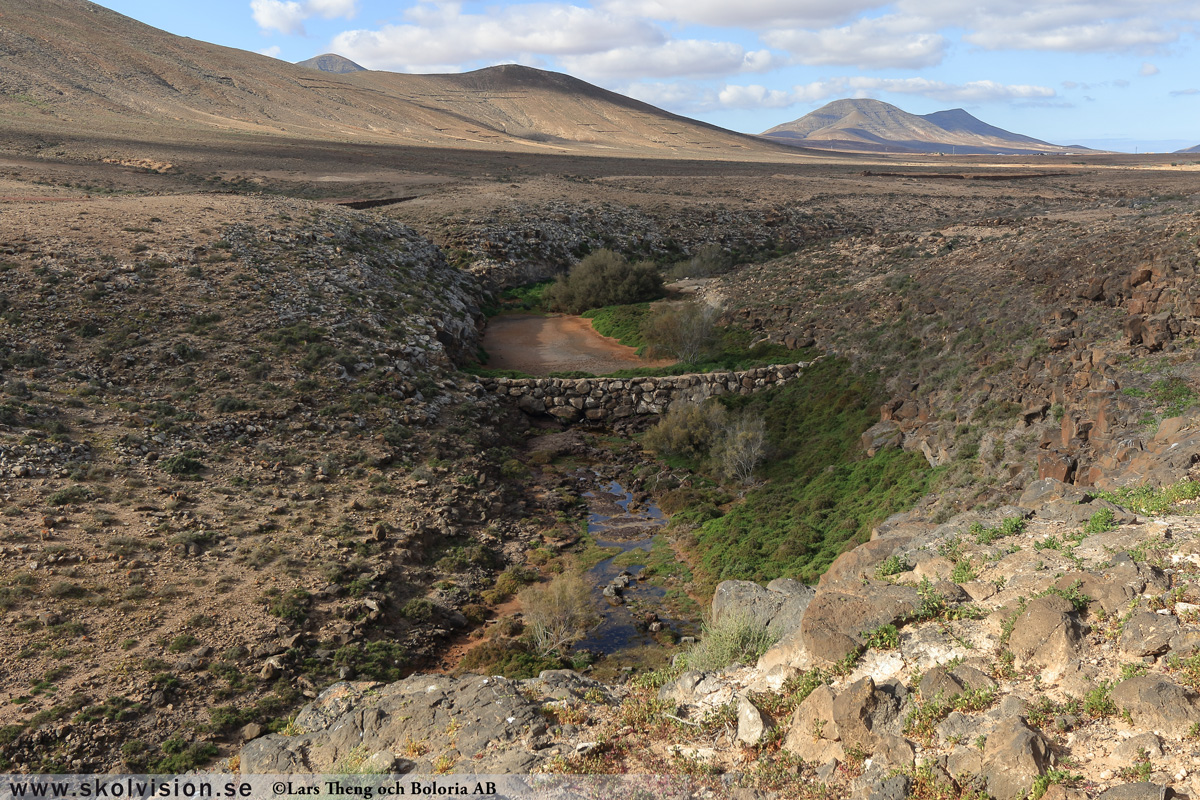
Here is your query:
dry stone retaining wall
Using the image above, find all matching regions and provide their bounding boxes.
[476,361,811,422]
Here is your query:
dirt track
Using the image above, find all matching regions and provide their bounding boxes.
[482,314,673,375]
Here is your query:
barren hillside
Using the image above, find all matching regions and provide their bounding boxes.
[0,0,789,160]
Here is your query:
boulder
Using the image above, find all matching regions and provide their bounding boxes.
[819,535,916,587]
[658,670,722,705]
[1007,595,1083,680]
[711,578,814,637]
[831,677,880,752]
[799,583,921,665]
[241,674,549,774]
[1111,676,1200,734]
[982,717,1053,800]
[1119,611,1179,657]
[736,694,772,746]
[783,684,842,763]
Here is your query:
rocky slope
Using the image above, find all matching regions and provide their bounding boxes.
[240,473,1200,797]
[0,193,554,772]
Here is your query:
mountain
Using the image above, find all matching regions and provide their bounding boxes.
[0,0,788,160]
[762,98,1085,155]
[1178,144,1200,153]
[296,53,366,73]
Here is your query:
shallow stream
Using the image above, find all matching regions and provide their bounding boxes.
[575,477,697,655]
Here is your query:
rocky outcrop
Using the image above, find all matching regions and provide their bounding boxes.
[241,671,618,774]
[477,362,809,422]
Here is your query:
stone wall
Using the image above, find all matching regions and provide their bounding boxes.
[475,361,811,422]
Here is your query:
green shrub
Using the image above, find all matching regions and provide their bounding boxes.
[667,244,732,279]
[1084,508,1117,533]
[332,641,409,682]
[149,738,218,773]
[682,613,779,671]
[400,598,436,622]
[456,639,562,679]
[875,555,911,578]
[261,588,310,625]
[582,303,651,348]
[214,396,252,413]
[46,485,92,507]
[1093,479,1200,516]
[543,249,663,314]
[160,455,204,475]
[643,401,728,462]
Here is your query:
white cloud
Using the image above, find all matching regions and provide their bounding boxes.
[595,0,886,28]
[718,84,801,109]
[258,45,283,58]
[965,21,1177,52]
[307,0,356,17]
[1140,62,1160,76]
[562,41,783,80]
[331,4,661,71]
[1171,88,1200,96]
[251,0,306,35]
[765,16,948,69]
[623,82,718,112]
[851,77,1056,103]
[711,77,1056,111]
[250,0,357,35]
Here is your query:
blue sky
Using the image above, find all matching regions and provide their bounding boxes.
[98,0,1199,152]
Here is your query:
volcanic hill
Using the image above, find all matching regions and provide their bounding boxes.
[0,0,789,160]
[763,98,1087,155]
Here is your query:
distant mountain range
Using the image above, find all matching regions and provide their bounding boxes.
[1179,144,1200,154]
[0,0,787,160]
[762,99,1093,155]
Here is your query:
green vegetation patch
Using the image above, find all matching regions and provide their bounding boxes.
[690,358,937,586]
[582,303,651,349]
[1094,479,1200,516]
[481,280,554,316]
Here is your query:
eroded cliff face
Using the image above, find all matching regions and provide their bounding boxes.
[708,199,1200,512]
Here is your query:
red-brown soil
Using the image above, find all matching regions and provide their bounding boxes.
[482,314,674,375]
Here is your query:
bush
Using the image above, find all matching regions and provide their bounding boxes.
[641,301,719,365]
[456,639,562,679]
[333,641,409,682]
[643,401,728,462]
[518,573,598,659]
[542,249,663,314]
[713,413,767,485]
[46,485,92,507]
[682,613,778,671]
[214,396,251,413]
[160,455,204,475]
[667,244,732,280]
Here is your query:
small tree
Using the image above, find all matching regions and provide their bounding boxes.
[714,412,767,485]
[641,301,719,365]
[543,249,663,314]
[518,573,598,659]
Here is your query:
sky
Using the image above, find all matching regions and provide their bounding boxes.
[96,0,1199,152]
